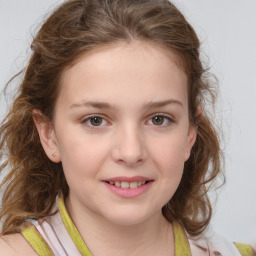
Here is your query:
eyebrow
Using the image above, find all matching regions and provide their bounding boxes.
[69,99,183,110]
[70,101,117,110]
[144,99,183,109]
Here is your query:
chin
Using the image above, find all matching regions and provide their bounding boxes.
[101,206,158,227]
[107,216,148,226]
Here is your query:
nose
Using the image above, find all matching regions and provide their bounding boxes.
[111,124,147,167]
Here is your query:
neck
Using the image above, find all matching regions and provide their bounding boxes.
[65,196,174,256]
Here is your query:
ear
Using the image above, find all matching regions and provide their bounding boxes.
[184,124,197,161]
[33,109,61,163]
[184,106,202,161]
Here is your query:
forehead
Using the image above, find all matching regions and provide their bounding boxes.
[57,41,188,110]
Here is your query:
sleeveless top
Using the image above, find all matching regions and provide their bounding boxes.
[21,196,254,256]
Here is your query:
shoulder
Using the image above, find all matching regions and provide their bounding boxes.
[189,233,255,256]
[0,233,37,256]
[234,242,256,256]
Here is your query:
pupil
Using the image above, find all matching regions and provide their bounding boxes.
[153,116,163,125]
[91,117,102,126]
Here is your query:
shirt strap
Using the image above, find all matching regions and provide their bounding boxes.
[58,196,93,256]
[234,242,254,256]
[21,224,54,256]
[173,221,192,256]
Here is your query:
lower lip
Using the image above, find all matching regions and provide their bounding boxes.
[103,181,153,198]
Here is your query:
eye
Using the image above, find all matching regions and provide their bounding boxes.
[81,115,108,127]
[147,114,173,126]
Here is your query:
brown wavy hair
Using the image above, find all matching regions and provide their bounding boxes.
[0,0,223,236]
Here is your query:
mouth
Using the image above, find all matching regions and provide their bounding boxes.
[104,180,150,189]
[103,177,153,198]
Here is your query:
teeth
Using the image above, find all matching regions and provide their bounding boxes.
[121,181,129,188]
[115,181,121,187]
[130,181,138,189]
[108,180,148,188]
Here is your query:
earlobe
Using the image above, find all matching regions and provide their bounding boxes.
[33,110,61,163]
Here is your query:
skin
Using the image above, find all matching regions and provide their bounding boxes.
[0,233,37,256]
[34,41,196,255]
[1,41,254,256]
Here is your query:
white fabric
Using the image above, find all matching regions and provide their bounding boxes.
[29,210,242,256]
[30,212,81,256]
[189,233,242,256]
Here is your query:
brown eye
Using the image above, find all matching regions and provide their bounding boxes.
[89,116,103,126]
[82,115,108,128]
[147,115,173,127]
[152,116,164,125]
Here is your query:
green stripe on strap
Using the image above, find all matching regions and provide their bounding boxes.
[173,221,192,256]
[21,225,54,256]
[234,242,254,256]
[58,196,93,256]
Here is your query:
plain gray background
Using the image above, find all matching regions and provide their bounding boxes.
[0,0,255,244]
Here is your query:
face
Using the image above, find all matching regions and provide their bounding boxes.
[36,41,196,226]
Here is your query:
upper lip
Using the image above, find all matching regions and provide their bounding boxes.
[103,176,153,182]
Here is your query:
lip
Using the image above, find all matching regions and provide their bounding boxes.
[102,176,154,198]
[104,176,152,182]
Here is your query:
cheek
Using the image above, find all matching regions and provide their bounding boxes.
[149,135,187,200]
[149,133,188,173]
[57,132,109,179]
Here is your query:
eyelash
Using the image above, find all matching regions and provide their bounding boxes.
[81,114,108,129]
[147,114,174,127]
[81,113,174,129]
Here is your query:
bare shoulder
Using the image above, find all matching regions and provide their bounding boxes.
[0,233,37,256]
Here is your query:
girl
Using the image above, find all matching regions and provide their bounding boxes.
[0,0,254,255]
